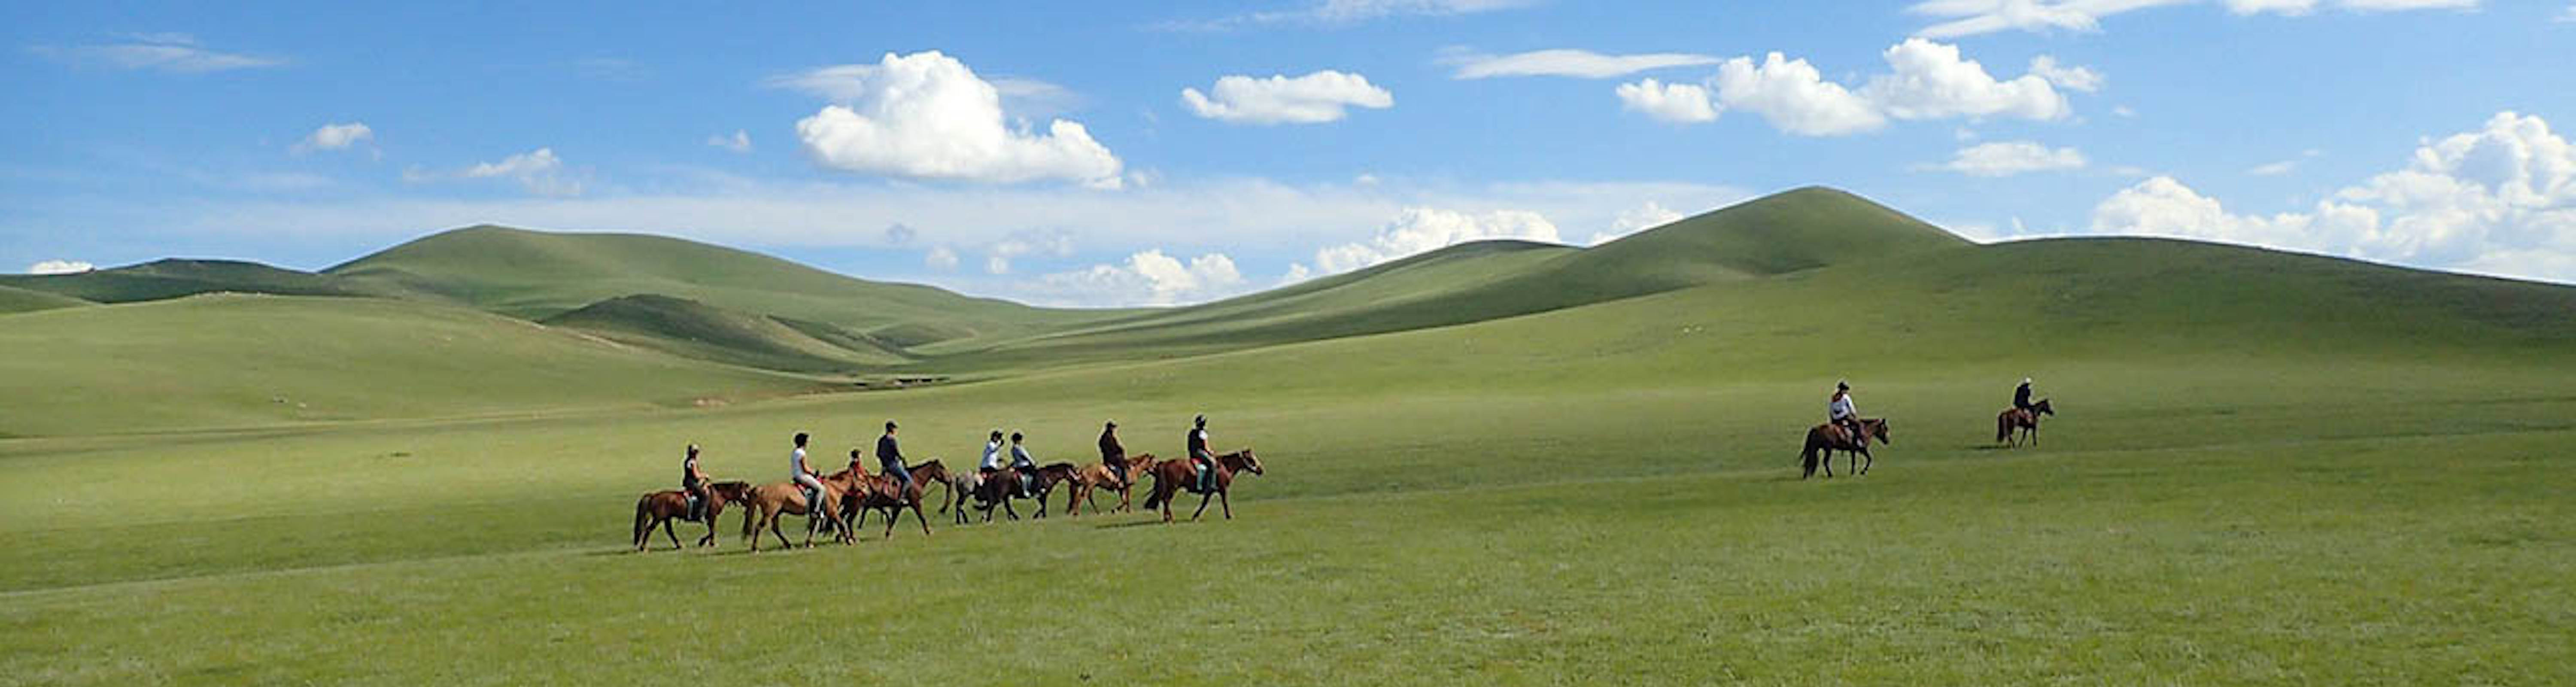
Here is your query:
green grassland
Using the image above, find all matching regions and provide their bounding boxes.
[0,285,92,314]
[2,188,2570,684]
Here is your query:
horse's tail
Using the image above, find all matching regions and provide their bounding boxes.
[1997,413,2011,443]
[632,496,651,547]
[741,496,760,539]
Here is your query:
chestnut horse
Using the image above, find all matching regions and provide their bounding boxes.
[1996,398,2054,447]
[742,471,860,552]
[1069,454,1157,516]
[1799,418,1889,479]
[1139,449,1264,523]
[630,480,753,551]
[841,461,937,539]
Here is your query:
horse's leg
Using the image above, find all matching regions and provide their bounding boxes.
[911,500,932,537]
[1191,491,1213,522]
[1002,497,1021,521]
[1218,489,1233,520]
[1823,448,1836,478]
[662,519,683,550]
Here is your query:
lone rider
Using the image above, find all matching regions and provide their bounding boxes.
[2013,377,2036,413]
[1099,420,1129,485]
[875,420,912,494]
[1829,380,1862,443]
[1009,432,1040,497]
[1187,414,1215,492]
[790,432,828,516]
[682,444,711,520]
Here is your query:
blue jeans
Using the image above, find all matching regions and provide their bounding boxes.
[879,460,912,492]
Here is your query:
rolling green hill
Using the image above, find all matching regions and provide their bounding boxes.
[0,294,817,437]
[0,258,395,304]
[940,186,1969,370]
[0,284,92,313]
[326,225,1130,348]
[538,293,909,374]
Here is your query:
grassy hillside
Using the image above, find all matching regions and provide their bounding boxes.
[0,258,395,304]
[0,284,92,313]
[326,225,1130,347]
[0,294,819,437]
[539,294,909,374]
[943,187,1968,370]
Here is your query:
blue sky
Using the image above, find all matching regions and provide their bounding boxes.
[6,0,2572,305]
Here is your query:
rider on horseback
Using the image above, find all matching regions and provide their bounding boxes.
[875,420,911,493]
[682,444,710,520]
[790,432,826,512]
[978,429,1008,493]
[1188,414,1215,492]
[2013,377,2036,413]
[1008,432,1041,498]
[1099,420,1128,485]
[1829,380,1862,443]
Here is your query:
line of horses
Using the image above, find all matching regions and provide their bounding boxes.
[1794,398,2055,480]
[633,449,1265,552]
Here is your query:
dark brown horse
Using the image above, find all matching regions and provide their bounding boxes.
[1996,398,2054,447]
[630,480,753,551]
[1800,419,1889,479]
[841,460,937,539]
[1029,462,1084,519]
[1069,454,1156,516]
[1139,449,1264,523]
[962,464,1051,523]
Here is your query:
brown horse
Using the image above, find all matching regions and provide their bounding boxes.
[741,471,860,552]
[963,465,1044,523]
[1029,462,1084,519]
[841,462,936,539]
[1996,398,2054,447]
[1069,454,1157,516]
[1800,418,1889,479]
[630,480,753,551]
[1139,449,1264,523]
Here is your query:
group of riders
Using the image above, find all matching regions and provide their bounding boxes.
[674,414,1232,525]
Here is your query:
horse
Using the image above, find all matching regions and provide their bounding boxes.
[630,480,752,551]
[1139,449,1264,523]
[1800,418,1889,479]
[963,465,1044,523]
[929,460,994,525]
[1996,398,2054,447]
[841,461,936,539]
[741,471,860,552]
[1069,454,1156,516]
[1028,462,1084,519]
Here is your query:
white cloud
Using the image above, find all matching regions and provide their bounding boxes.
[1279,262,1317,286]
[457,148,582,197]
[2088,111,2576,283]
[292,122,374,154]
[2113,105,2139,118]
[1859,39,2071,122]
[706,129,751,153]
[1914,0,2476,36]
[789,52,1123,187]
[27,260,95,275]
[1933,141,2088,176]
[1182,70,1394,125]
[1445,48,1720,79]
[2026,55,2103,92]
[2561,2,2576,21]
[1709,53,1888,136]
[1614,79,1718,124]
[925,246,960,270]
[1035,249,1249,306]
[1587,201,1688,246]
[984,231,1076,274]
[1314,207,1561,274]
[29,33,284,73]
[2247,160,2299,176]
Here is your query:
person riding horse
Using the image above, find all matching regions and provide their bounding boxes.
[1188,414,1216,492]
[2014,377,2036,413]
[1008,432,1041,498]
[875,420,912,494]
[1829,380,1862,444]
[978,429,1010,495]
[790,432,826,512]
[1099,420,1128,485]
[681,444,711,520]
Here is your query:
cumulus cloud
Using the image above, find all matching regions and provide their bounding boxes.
[706,129,751,152]
[1932,141,2088,176]
[1445,48,1721,79]
[27,260,96,275]
[1914,0,2475,37]
[923,246,960,270]
[1615,79,1718,124]
[1312,207,1561,274]
[458,148,582,196]
[292,122,374,154]
[1036,249,1249,306]
[29,33,284,73]
[2088,111,2576,283]
[788,52,1123,187]
[1623,40,2077,136]
[984,231,1076,274]
[1587,201,1688,246]
[1182,70,1394,125]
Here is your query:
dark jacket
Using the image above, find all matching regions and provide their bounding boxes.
[1099,430,1127,465]
[2013,383,2034,410]
[875,434,905,468]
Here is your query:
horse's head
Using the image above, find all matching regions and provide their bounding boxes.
[2034,398,2054,416]
[711,481,754,504]
[1229,448,1263,476]
[910,459,948,482]
[1868,419,1892,445]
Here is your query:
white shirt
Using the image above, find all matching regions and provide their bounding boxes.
[790,447,810,477]
[980,440,1004,471]
[1829,394,1857,421]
